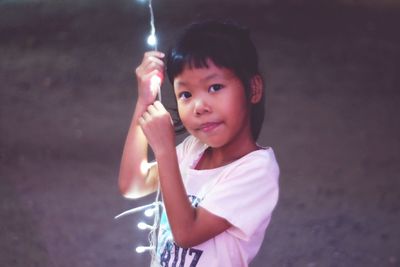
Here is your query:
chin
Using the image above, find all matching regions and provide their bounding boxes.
[197,135,227,148]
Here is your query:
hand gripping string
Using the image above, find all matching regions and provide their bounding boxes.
[115,1,162,265]
[147,2,162,263]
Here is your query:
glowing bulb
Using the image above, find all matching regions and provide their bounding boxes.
[144,208,155,217]
[137,222,154,230]
[147,34,157,46]
[136,246,155,253]
[114,200,161,219]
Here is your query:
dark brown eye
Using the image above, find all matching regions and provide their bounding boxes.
[178,91,192,100]
[209,84,223,93]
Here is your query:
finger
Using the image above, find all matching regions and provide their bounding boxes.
[142,59,164,74]
[143,69,164,79]
[146,104,157,115]
[144,51,165,59]
[138,116,145,126]
[153,100,166,112]
[137,52,164,75]
[153,101,174,125]
[137,71,161,87]
[147,55,165,66]
[143,70,164,87]
[142,53,164,69]
[138,64,163,81]
[142,56,164,68]
[141,111,152,121]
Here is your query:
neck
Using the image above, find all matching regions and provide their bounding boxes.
[197,137,258,170]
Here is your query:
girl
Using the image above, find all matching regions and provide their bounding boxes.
[118,20,279,267]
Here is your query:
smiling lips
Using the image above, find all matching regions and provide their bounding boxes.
[198,122,222,133]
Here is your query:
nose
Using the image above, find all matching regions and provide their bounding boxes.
[193,98,211,116]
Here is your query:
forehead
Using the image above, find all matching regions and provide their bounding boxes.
[173,60,236,86]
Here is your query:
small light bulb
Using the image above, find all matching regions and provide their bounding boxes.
[138,222,154,230]
[147,34,157,46]
[137,222,147,230]
[137,222,145,230]
[144,208,155,217]
[136,246,146,253]
[136,246,155,254]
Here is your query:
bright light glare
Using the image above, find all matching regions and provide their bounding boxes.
[138,222,154,230]
[147,34,157,46]
[137,222,149,230]
[136,246,146,253]
[136,246,154,253]
[150,75,162,98]
[137,222,146,230]
[144,208,155,217]
[140,160,149,176]
[150,75,161,87]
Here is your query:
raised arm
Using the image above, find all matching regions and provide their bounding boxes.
[130,53,231,247]
[118,51,165,199]
[138,101,232,248]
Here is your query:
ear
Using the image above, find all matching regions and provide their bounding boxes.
[250,75,263,104]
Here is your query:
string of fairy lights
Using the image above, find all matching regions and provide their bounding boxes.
[115,0,163,266]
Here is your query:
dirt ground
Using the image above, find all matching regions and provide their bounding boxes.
[1,0,399,266]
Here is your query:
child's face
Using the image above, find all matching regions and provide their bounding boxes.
[173,60,254,148]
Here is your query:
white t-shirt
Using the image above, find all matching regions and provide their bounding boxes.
[156,136,280,267]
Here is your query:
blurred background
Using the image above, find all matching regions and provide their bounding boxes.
[1,0,399,266]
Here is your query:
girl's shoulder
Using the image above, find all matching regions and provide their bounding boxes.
[176,135,208,167]
[236,145,278,168]
[177,135,207,154]
[218,146,279,184]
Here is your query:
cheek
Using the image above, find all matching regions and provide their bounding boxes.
[226,89,248,112]
[177,104,190,125]
[228,97,251,124]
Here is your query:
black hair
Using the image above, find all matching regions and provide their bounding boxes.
[166,20,265,140]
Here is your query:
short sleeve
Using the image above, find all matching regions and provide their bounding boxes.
[176,136,192,161]
[176,135,207,167]
[199,150,280,241]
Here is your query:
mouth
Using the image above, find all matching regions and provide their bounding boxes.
[197,122,222,133]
